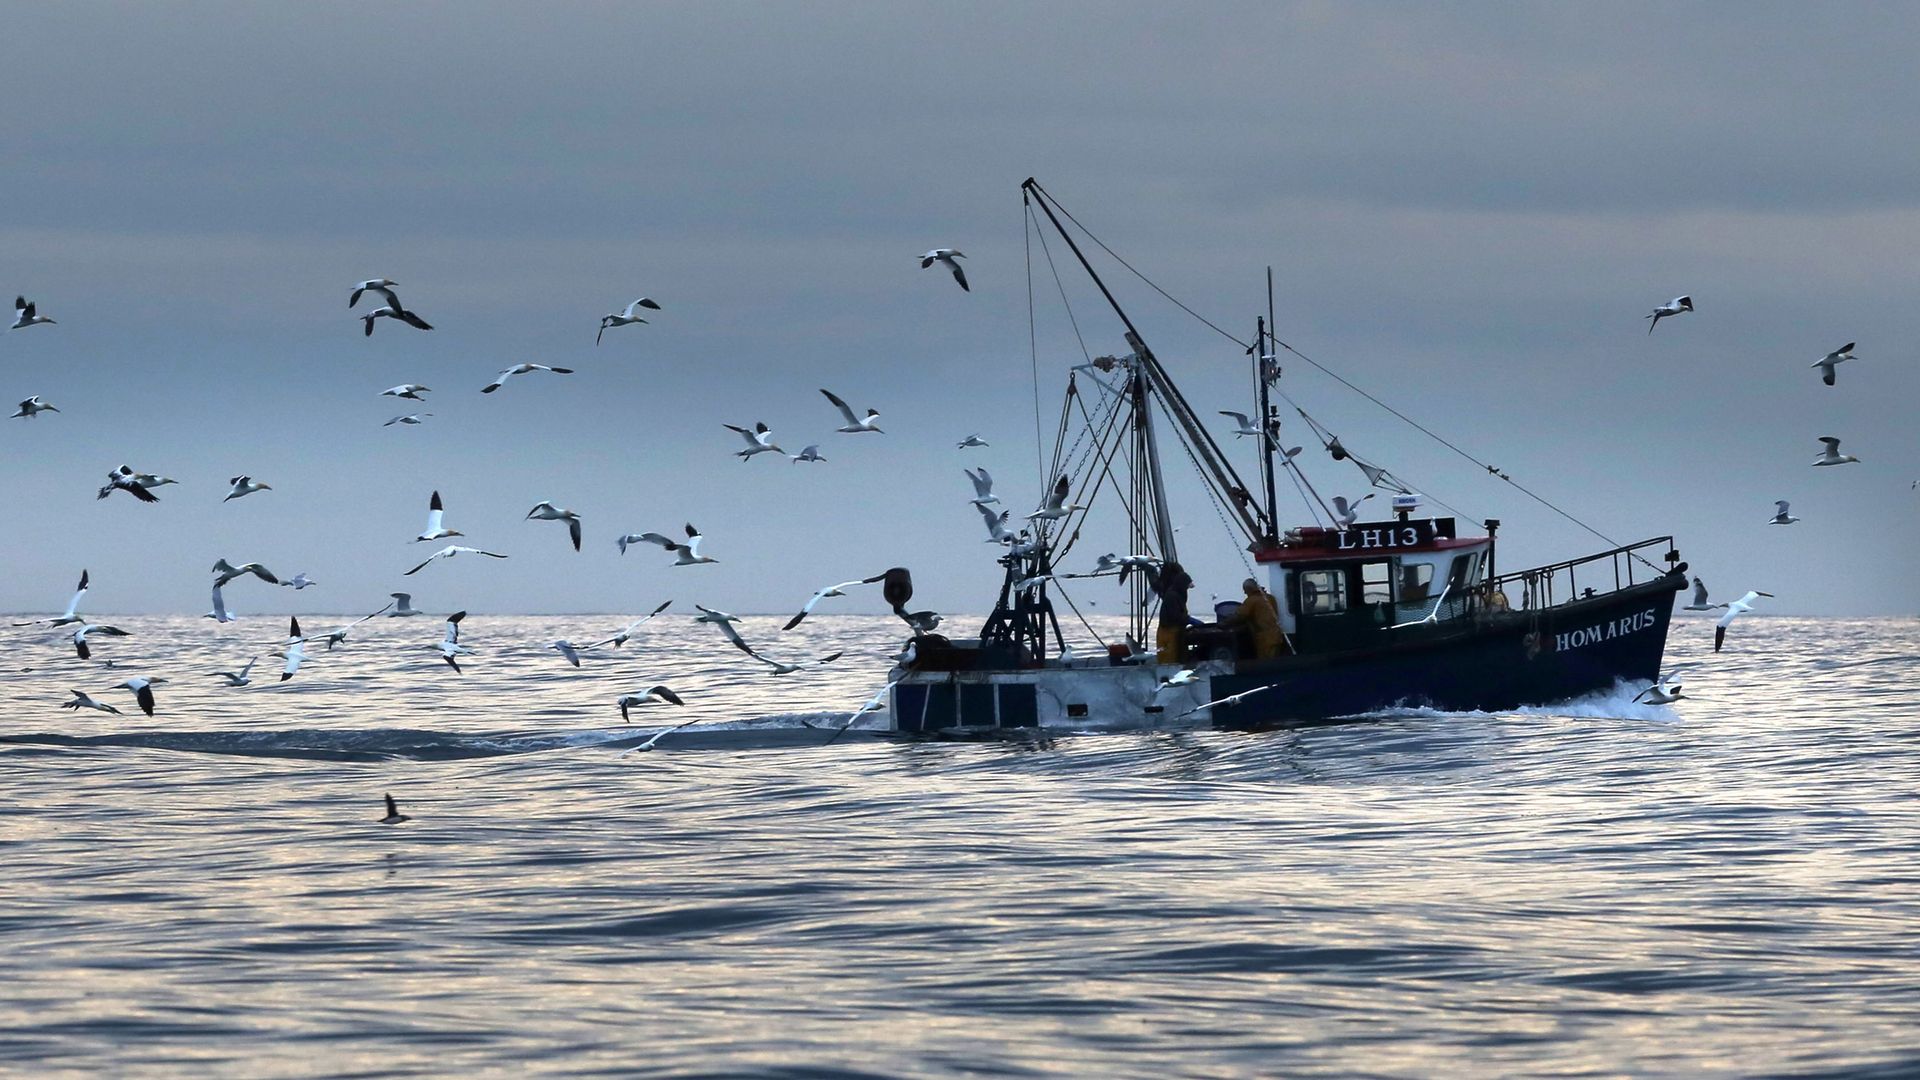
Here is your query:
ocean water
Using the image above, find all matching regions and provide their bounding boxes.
[2,612,1917,1078]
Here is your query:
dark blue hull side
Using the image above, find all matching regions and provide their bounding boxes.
[1206,574,1685,727]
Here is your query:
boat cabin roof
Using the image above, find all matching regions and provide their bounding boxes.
[1254,516,1485,564]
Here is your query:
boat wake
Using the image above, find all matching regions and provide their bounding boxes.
[1338,679,1678,724]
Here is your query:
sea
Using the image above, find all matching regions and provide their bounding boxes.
[1,612,1916,1078]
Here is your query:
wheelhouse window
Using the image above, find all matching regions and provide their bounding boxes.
[1299,569,1348,615]
[1398,561,1434,603]
[1360,561,1393,605]
[1448,552,1480,590]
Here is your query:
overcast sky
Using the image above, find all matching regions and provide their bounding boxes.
[4,3,1917,619]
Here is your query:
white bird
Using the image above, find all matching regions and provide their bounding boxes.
[1152,669,1199,699]
[405,545,509,576]
[1633,670,1687,705]
[359,298,432,336]
[824,679,902,743]
[304,601,395,650]
[596,297,660,345]
[13,569,90,627]
[96,465,161,503]
[1812,436,1860,466]
[1330,493,1375,528]
[11,395,59,419]
[964,467,998,506]
[900,609,943,634]
[210,656,260,687]
[694,604,752,655]
[387,592,424,617]
[62,689,121,714]
[1682,577,1722,612]
[957,434,989,449]
[1811,342,1856,387]
[1175,683,1276,720]
[632,523,716,566]
[10,296,54,330]
[206,582,238,623]
[130,469,178,492]
[436,611,472,672]
[724,422,784,460]
[617,685,687,723]
[71,622,130,660]
[976,503,1017,544]
[783,577,880,630]
[384,413,432,426]
[920,248,969,292]
[1026,474,1085,521]
[379,792,411,824]
[415,490,462,543]
[1645,295,1693,333]
[526,501,583,552]
[212,559,279,587]
[1767,500,1800,525]
[224,475,272,501]
[349,279,399,308]
[1218,410,1272,442]
[747,649,844,676]
[1714,591,1774,652]
[790,445,826,464]
[586,600,673,648]
[281,573,317,590]
[112,676,164,717]
[278,617,306,681]
[380,384,430,400]
[820,388,883,433]
[549,639,589,667]
[481,363,573,393]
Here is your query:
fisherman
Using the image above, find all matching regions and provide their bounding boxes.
[1142,560,1193,663]
[1222,577,1284,659]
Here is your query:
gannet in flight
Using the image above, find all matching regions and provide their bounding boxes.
[1714,591,1773,652]
[549,639,590,667]
[1027,474,1085,521]
[278,617,306,681]
[379,793,410,824]
[1175,683,1276,720]
[1811,343,1856,387]
[957,434,989,449]
[415,491,462,542]
[976,502,1016,544]
[693,604,752,655]
[206,582,238,623]
[383,413,432,426]
[964,467,997,506]
[586,600,673,648]
[436,611,471,672]
[71,622,130,660]
[112,676,164,717]
[405,545,509,576]
[1633,670,1687,705]
[526,501,583,551]
[920,248,969,292]
[11,395,58,419]
[210,656,260,687]
[212,559,279,587]
[1682,577,1722,612]
[62,689,121,714]
[617,685,686,723]
[281,573,317,590]
[481,363,572,393]
[1812,437,1860,466]
[380,384,430,400]
[821,388,883,433]
[12,569,90,627]
[597,297,660,345]
[223,475,272,501]
[304,601,395,649]
[359,301,433,336]
[631,523,716,566]
[1767,500,1800,525]
[349,279,399,308]
[783,576,881,630]
[387,593,424,617]
[1645,295,1693,333]
[10,296,53,330]
[790,445,825,464]
[97,465,160,503]
[724,422,784,460]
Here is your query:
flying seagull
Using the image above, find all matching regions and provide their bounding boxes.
[436,611,471,672]
[10,296,54,330]
[790,445,825,464]
[549,639,590,668]
[965,467,998,506]
[631,523,716,566]
[415,490,462,542]
[210,656,260,687]
[281,573,317,590]
[1811,343,1856,387]
[957,434,989,449]
[1682,577,1722,612]
[1330,493,1375,529]
[112,676,164,717]
[481,363,573,393]
[379,793,411,825]
[387,593,424,617]
[920,248,969,291]
[349,279,399,308]
[97,465,160,503]
[383,413,432,426]
[206,582,238,623]
[11,395,58,419]
[783,576,882,630]
[304,600,395,650]
[1633,670,1687,705]
[405,545,509,576]
[1767,500,1800,525]
[1027,474,1086,521]
[586,600,674,648]
[224,475,272,501]
[381,384,430,400]
[724,422,784,460]
[13,569,90,627]
[693,605,752,655]
[62,689,121,714]
[1645,295,1693,333]
[1714,591,1773,652]
[212,559,279,587]
[617,686,687,722]
[71,622,131,661]
[1812,436,1860,466]
[820,388,883,433]
[597,297,660,345]
[1218,410,1273,443]
[525,501,583,552]
[976,502,1017,544]
[1175,683,1277,720]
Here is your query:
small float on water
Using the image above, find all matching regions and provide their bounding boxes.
[881,179,1688,734]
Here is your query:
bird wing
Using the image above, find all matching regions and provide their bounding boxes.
[949,261,970,291]
[568,518,582,552]
[1691,579,1708,606]
[1818,436,1842,452]
[425,492,445,535]
[636,532,679,551]
[710,618,753,655]
[403,550,446,576]
[248,565,279,584]
[63,571,89,618]
[210,584,229,622]
[368,285,400,310]
[443,611,466,646]
[396,311,432,331]
[1775,501,1790,515]
[820,388,858,425]
[1219,410,1251,428]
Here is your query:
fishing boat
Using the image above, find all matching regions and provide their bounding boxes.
[884,180,1688,734]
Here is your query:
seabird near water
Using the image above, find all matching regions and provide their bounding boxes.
[278,617,306,681]
[586,600,673,648]
[549,639,589,667]
[597,297,660,345]
[1645,295,1693,333]
[1027,474,1086,521]
[10,296,54,330]
[281,573,317,590]
[224,475,272,501]
[1682,577,1722,612]
[379,793,410,825]
[11,396,59,419]
[405,545,509,576]
[212,559,279,587]
[304,601,395,650]
[1768,501,1800,525]
[210,656,260,687]
[1812,343,1856,387]
[617,685,687,723]
[206,582,238,623]
[71,622,130,660]
[436,611,471,672]
[112,676,164,717]
[783,576,882,630]
[13,569,90,627]
[526,501,583,551]
[920,249,969,291]
[62,689,121,714]
[1812,437,1860,466]
[724,422,784,460]
[1714,591,1773,652]
[631,523,716,566]
[965,467,998,506]
[821,389,883,433]
[790,445,825,464]
[482,363,573,393]
[415,491,463,542]
[387,593,424,617]
[1633,670,1687,705]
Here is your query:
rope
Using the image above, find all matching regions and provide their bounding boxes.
[1024,203,1045,483]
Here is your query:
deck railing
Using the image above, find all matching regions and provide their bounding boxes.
[1485,536,1676,612]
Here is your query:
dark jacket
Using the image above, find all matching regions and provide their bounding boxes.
[1144,562,1193,627]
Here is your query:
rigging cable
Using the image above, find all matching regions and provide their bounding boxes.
[1024,200,1046,483]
